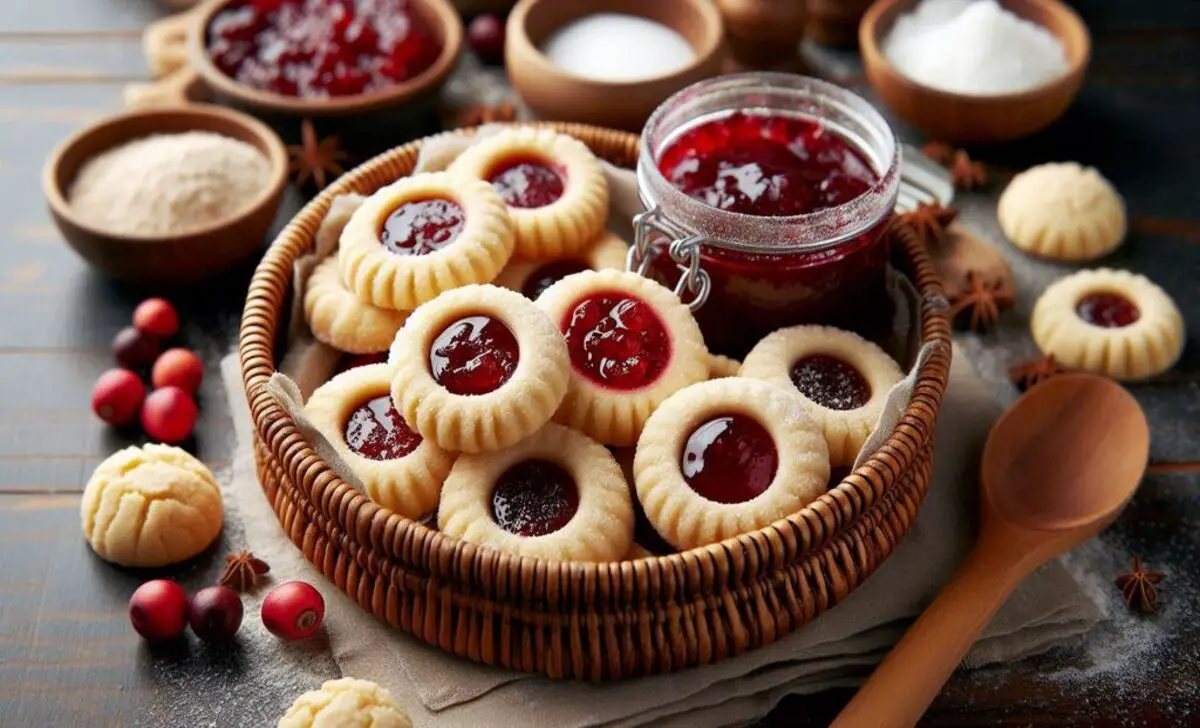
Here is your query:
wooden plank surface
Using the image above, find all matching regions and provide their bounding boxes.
[0,0,1197,725]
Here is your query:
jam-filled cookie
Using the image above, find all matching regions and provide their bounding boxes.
[536,269,709,446]
[707,353,742,379]
[390,284,570,453]
[438,423,634,561]
[304,257,409,354]
[493,229,628,300]
[339,171,514,311]
[998,162,1126,261]
[740,325,904,466]
[304,364,453,519]
[634,378,829,550]
[447,127,609,259]
[1031,268,1184,380]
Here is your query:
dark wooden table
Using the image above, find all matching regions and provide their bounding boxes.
[1,1,1197,726]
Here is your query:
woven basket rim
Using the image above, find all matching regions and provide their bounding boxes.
[239,122,953,595]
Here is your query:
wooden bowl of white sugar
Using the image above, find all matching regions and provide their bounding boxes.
[505,0,726,131]
[860,0,1090,143]
[42,104,288,283]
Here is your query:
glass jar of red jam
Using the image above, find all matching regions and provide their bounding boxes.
[635,74,900,356]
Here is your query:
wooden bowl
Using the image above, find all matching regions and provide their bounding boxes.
[505,0,725,131]
[859,0,1090,143]
[43,104,288,283]
[239,123,954,678]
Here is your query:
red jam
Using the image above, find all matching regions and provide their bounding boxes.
[659,112,876,216]
[490,460,579,537]
[790,354,871,410]
[521,259,589,300]
[206,0,442,98]
[680,414,778,504]
[562,293,671,390]
[651,111,891,357]
[487,157,565,209]
[429,315,519,396]
[1077,292,1140,328]
[380,198,464,256]
[343,395,422,461]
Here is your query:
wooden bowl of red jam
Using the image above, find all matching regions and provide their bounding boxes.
[635,73,901,357]
[188,0,463,117]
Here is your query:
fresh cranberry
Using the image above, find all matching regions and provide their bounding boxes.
[262,581,325,641]
[490,460,579,536]
[681,414,778,504]
[129,580,190,642]
[343,395,422,461]
[188,586,244,643]
[521,259,589,300]
[113,326,162,370]
[380,198,464,256]
[467,13,505,63]
[562,293,671,390]
[429,315,520,395]
[152,348,204,396]
[487,157,564,209]
[133,298,179,337]
[141,386,198,444]
[92,368,146,427]
[1076,292,1140,328]
[789,354,871,410]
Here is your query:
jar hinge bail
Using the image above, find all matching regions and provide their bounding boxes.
[629,206,712,312]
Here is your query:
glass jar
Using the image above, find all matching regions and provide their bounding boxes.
[634,73,900,357]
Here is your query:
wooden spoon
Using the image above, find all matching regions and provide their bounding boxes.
[832,374,1149,728]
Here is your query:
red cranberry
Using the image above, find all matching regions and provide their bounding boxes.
[129,579,190,642]
[141,386,198,444]
[113,326,162,370]
[188,585,243,643]
[152,348,205,396]
[92,368,146,427]
[133,298,179,338]
[467,13,505,62]
[262,581,324,641]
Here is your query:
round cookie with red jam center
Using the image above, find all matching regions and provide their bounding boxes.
[438,423,633,561]
[304,364,453,519]
[536,269,709,447]
[304,257,410,354]
[633,378,829,550]
[1031,268,1183,381]
[338,172,514,311]
[390,285,570,453]
[447,127,609,259]
[740,325,904,467]
[493,230,629,300]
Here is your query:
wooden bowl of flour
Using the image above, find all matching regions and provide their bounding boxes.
[43,104,288,283]
[860,0,1090,143]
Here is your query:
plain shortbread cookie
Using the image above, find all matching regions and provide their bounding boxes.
[278,677,412,728]
[998,162,1126,261]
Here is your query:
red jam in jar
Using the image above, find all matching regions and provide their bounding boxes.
[638,74,900,357]
[206,0,442,98]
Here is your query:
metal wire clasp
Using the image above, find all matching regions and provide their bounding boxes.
[628,206,711,311]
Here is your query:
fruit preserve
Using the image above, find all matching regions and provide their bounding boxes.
[206,0,442,98]
[636,74,900,356]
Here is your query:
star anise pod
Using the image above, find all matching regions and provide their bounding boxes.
[900,202,958,248]
[1009,355,1067,392]
[949,150,987,190]
[287,119,349,190]
[453,100,517,129]
[921,141,954,165]
[219,550,270,592]
[1115,558,1163,613]
[948,270,1010,332]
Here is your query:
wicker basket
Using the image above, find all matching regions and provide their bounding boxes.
[239,123,953,679]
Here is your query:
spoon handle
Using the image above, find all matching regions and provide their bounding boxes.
[831,538,1032,728]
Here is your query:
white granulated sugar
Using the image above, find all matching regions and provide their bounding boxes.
[541,13,695,83]
[881,0,1069,95]
[69,131,270,236]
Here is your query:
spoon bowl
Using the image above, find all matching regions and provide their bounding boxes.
[833,374,1149,728]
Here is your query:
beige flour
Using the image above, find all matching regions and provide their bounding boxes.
[68,131,270,236]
